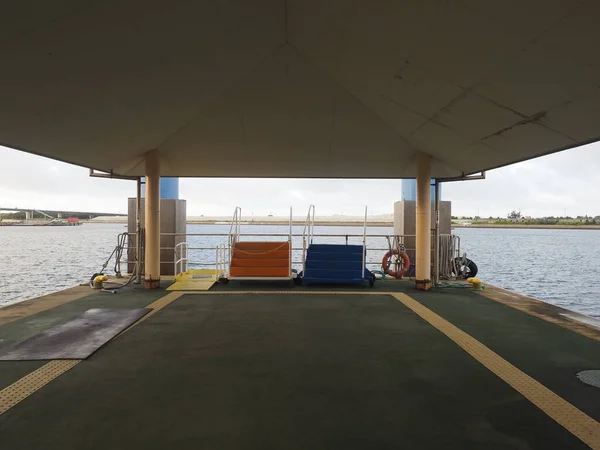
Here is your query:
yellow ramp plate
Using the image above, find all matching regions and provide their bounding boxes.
[167,269,220,291]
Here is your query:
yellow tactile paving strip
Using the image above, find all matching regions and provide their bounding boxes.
[0,360,80,416]
[392,292,600,450]
[121,291,184,334]
[0,291,184,417]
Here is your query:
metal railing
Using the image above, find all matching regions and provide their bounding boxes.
[229,207,241,249]
[288,207,293,277]
[362,206,367,279]
[216,243,227,278]
[302,205,315,274]
[127,232,418,268]
[116,230,462,282]
[174,242,189,276]
[158,232,416,276]
[114,232,136,277]
[223,206,294,278]
[96,232,138,279]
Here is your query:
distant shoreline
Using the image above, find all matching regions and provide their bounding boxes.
[79,219,394,227]
[186,220,393,227]
[453,224,600,230]
[8,220,599,230]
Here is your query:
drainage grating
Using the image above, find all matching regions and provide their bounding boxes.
[577,370,600,388]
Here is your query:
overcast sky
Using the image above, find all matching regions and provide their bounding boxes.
[1,142,598,218]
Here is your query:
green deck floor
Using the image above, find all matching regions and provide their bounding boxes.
[0,286,167,390]
[412,289,600,421]
[0,283,598,449]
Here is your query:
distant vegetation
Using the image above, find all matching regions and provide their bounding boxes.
[507,210,522,219]
[1,212,27,220]
[452,213,600,226]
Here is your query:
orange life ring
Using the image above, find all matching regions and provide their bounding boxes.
[381,249,410,278]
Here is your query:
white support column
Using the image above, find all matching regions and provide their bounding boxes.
[415,153,432,290]
[144,150,161,288]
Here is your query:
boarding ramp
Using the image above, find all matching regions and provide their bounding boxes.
[167,242,226,291]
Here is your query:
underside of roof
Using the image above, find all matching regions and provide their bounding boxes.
[0,1,598,178]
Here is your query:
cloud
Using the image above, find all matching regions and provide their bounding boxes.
[0,148,134,214]
[1,141,599,218]
[443,142,600,218]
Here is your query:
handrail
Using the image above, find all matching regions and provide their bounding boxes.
[228,207,241,248]
[160,232,420,238]
[301,205,315,274]
[362,206,367,279]
[119,231,458,281]
[216,243,227,278]
[302,205,315,244]
[174,242,189,276]
[228,206,241,268]
[289,207,293,277]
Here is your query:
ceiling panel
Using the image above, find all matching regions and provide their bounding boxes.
[0,0,598,179]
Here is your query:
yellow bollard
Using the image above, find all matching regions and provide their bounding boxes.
[92,275,109,289]
[467,277,483,290]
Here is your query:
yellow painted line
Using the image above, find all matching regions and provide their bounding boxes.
[146,291,185,310]
[0,360,80,416]
[392,292,600,449]
[121,291,184,333]
[167,280,215,291]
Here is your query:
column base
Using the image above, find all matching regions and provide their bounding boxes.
[415,279,431,291]
[144,278,161,289]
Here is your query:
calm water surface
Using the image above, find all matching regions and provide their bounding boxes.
[453,227,600,317]
[1,223,599,317]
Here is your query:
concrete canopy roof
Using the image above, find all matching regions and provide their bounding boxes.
[1,1,598,179]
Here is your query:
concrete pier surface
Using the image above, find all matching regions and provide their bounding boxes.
[1,281,600,449]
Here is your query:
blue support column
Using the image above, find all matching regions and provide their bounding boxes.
[159,177,179,199]
[402,179,440,201]
[142,177,179,199]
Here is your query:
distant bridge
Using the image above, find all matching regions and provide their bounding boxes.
[0,206,126,220]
